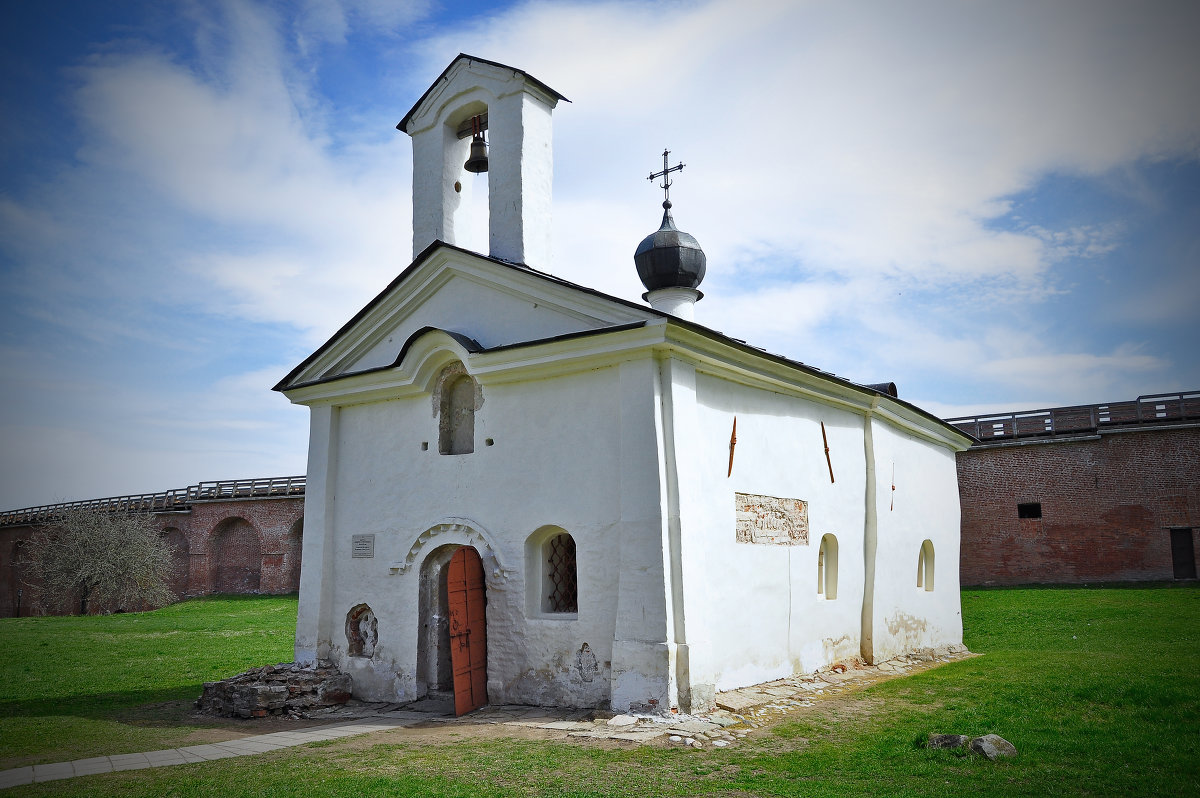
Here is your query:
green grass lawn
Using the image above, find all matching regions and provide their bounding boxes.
[3,586,1198,797]
[0,595,297,768]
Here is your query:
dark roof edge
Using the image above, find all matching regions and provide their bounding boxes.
[396,326,481,361]
[397,53,570,133]
[281,326,484,393]
[274,242,970,444]
[659,321,975,445]
[479,321,648,355]
[274,239,660,392]
[274,240,456,391]
[282,322,651,393]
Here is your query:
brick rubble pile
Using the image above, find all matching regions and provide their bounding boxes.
[196,662,352,719]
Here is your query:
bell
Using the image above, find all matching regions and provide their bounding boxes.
[464,133,488,173]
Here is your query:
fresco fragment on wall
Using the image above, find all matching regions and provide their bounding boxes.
[735,492,809,545]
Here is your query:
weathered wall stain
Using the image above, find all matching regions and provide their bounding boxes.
[575,642,598,683]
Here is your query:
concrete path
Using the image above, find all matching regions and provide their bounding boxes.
[0,717,417,790]
[0,701,741,790]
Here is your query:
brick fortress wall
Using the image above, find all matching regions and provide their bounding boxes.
[0,495,303,616]
[957,425,1200,586]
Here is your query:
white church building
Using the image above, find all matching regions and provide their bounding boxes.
[275,55,973,716]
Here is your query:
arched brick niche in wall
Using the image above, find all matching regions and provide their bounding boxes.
[2,534,27,617]
[209,517,262,594]
[161,527,191,596]
[284,517,303,592]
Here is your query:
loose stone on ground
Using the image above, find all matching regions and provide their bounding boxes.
[926,731,1017,760]
[712,644,972,729]
[970,734,1018,760]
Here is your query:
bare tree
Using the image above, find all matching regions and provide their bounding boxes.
[19,508,175,614]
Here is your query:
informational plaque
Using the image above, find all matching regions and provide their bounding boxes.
[351,534,375,558]
[735,493,809,545]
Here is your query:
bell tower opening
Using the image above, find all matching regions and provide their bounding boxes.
[447,106,490,255]
[398,54,568,269]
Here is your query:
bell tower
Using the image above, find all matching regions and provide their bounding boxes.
[398,54,568,270]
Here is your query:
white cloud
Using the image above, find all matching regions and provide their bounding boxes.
[410,0,1200,296]
[2,0,1198,507]
[295,0,433,51]
[0,360,309,508]
[30,0,1200,344]
[51,2,418,346]
[977,346,1169,395]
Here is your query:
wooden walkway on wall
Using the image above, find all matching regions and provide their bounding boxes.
[946,391,1200,444]
[0,476,307,528]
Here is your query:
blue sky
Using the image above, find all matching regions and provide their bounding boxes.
[1,0,1198,508]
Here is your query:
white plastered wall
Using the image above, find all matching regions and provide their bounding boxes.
[864,416,963,661]
[345,271,619,372]
[292,322,967,712]
[295,357,671,709]
[295,404,338,664]
[672,367,869,705]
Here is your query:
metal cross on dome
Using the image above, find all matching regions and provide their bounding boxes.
[647,149,685,209]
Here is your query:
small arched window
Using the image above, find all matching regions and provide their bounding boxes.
[817,534,838,600]
[526,527,578,615]
[437,365,477,455]
[917,539,935,591]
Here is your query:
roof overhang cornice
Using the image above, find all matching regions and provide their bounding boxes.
[282,316,974,450]
[654,323,975,451]
[274,242,655,392]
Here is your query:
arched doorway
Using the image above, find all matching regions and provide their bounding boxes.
[416,544,487,716]
[209,518,262,594]
[447,546,487,715]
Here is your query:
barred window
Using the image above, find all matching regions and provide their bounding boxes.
[545,533,578,614]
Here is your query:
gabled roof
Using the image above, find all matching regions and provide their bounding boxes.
[271,240,655,392]
[272,241,973,446]
[397,54,569,133]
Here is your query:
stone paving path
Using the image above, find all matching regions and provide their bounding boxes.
[0,718,413,790]
[0,645,970,790]
[711,644,970,728]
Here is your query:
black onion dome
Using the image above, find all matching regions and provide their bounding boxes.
[634,204,706,293]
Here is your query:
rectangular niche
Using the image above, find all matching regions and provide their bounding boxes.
[735,492,809,545]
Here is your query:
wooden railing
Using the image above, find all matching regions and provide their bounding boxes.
[0,475,306,528]
[946,391,1200,443]
[187,475,307,501]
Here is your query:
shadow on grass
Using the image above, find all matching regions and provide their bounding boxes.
[0,685,203,722]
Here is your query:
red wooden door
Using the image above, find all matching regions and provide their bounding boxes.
[447,546,488,716]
